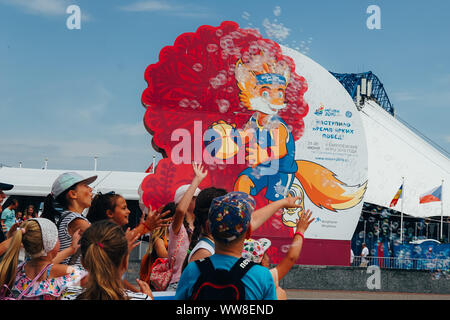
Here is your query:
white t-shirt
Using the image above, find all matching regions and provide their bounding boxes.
[188,238,215,262]
[361,247,369,259]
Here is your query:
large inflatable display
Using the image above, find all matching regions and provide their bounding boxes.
[139,21,368,265]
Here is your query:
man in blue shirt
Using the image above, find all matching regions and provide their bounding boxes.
[1,197,18,234]
[175,191,277,300]
[0,182,14,242]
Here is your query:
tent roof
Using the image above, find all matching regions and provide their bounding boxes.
[0,167,149,201]
[361,100,450,218]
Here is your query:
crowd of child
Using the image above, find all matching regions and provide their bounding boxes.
[0,163,314,300]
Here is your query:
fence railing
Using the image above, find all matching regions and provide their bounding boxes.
[351,256,449,271]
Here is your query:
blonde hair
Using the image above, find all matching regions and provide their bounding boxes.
[77,220,128,300]
[146,226,168,256]
[0,220,44,290]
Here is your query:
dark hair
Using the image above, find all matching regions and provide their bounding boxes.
[86,192,122,224]
[161,202,176,220]
[40,185,77,224]
[2,197,18,210]
[190,187,227,250]
[181,187,227,270]
[77,220,129,300]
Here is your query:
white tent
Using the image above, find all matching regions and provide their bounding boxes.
[0,167,149,201]
[361,100,449,218]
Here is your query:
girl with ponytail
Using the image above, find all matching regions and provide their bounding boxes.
[0,218,87,300]
[41,172,97,267]
[65,220,152,300]
[86,192,172,293]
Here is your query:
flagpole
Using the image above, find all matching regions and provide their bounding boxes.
[440,179,444,241]
[152,155,156,174]
[400,176,404,244]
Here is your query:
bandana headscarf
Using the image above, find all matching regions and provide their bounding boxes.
[30,218,58,258]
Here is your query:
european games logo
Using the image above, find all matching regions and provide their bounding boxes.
[314,105,324,116]
[314,104,341,117]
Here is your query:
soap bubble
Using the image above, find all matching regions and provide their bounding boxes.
[273,6,281,17]
[215,29,223,37]
[220,36,235,50]
[206,43,218,53]
[262,18,290,41]
[216,99,230,113]
[190,100,200,109]
[179,98,189,108]
[271,219,283,230]
[192,63,203,72]
[280,244,290,253]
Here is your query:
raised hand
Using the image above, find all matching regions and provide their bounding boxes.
[143,205,173,232]
[125,227,141,253]
[192,162,208,181]
[282,195,302,209]
[136,278,153,299]
[296,209,314,235]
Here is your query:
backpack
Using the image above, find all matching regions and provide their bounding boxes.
[150,232,183,291]
[190,257,255,300]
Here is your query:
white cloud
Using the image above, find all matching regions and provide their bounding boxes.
[73,85,113,121]
[0,0,68,16]
[119,1,174,12]
[118,0,211,18]
[391,91,418,102]
[1,0,92,21]
[110,122,148,137]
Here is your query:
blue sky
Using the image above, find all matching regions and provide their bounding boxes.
[0,0,449,172]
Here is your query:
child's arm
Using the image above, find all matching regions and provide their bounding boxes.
[250,195,301,231]
[275,209,314,280]
[52,229,81,264]
[171,163,207,235]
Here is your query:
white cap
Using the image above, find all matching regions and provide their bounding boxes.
[174,184,201,204]
[51,172,97,198]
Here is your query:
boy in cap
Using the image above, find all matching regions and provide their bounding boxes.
[175,191,277,300]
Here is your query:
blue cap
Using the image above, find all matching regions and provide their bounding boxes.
[208,191,255,243]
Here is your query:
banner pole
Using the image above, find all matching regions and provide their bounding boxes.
[440,180,444,241]
[400,177,404,244]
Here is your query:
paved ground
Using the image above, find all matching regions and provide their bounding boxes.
[285,289,450,300]
[128,261,450,300]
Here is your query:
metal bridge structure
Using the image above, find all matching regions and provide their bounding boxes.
[330,71,395,116]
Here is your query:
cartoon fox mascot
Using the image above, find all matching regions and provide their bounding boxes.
[209,49,367,227]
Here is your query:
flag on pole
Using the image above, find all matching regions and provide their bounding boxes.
[419,185,442,204]
[145,163,154,173]
[389,184,403,207]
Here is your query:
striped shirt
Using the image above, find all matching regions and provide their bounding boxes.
[57,211,89,267]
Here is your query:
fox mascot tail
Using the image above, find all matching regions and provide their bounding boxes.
[295,160,367,212]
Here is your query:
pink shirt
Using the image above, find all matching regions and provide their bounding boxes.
[168,223,190,284]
